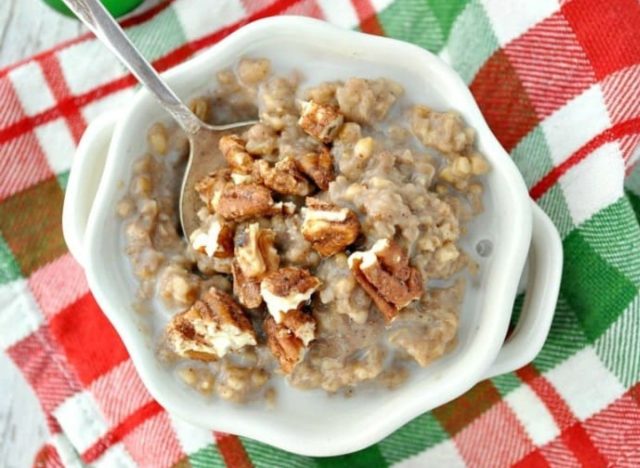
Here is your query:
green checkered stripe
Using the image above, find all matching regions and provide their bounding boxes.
[1,0,640,466]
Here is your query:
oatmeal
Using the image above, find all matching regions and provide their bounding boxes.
[118,58,489,402]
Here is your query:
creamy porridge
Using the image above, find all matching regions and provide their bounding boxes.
[117,58,489,403]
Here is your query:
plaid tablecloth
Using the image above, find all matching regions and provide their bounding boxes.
[1,0,640,466]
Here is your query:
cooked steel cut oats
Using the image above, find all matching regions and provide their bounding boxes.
[119,58,489,402]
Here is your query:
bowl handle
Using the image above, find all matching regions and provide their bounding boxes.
[62,112,118,267]
[482,202,563,380]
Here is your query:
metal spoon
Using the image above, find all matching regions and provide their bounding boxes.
[64,0,256,237]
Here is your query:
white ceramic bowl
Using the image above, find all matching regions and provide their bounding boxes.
[62,17,562,457]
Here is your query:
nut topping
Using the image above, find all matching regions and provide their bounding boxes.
[230,172,257,185]
[194,169,231,211]
[271,201,297,216]
[281,308,316,346]
[219,134,254,173]
[235,223,279,278]
[189,214,234,258]
[216,183,275,221]
[301,198,360,257]
[295,147,335,190]
[253,158,312,196]
[232,223,280,308]
[260,267,321,323]
[166,287,256,361]
[298,100,344,143]
[348,239,423,322]
[232,260,262,309]
[264,309,316,374]
[263,316,302,374]
[127,60,489,398]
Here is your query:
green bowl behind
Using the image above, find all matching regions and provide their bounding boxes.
[42,0,144,18]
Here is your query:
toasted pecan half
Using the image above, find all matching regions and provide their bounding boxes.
[298,100,344,143]
[194,169,231,211]
[166,287,256,361]
[296,148,335,191]
[219,134,254,173]
[348,239,423,322]
[232,260,262,309]
[232,223,280,308]
[253,158,312,197]
[260,267,321,322]
[264,310,316,374]
[235,223,279,278]
[301,198,360,257]
[280,308,316,346]
[189,214,234,258]
[216,183,275,221]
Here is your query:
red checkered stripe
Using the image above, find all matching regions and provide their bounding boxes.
[1,0,640,466]
[423,366,640,467]
[512,366,610,467]
[470,4,640,203]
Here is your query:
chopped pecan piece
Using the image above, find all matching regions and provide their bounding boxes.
[216,183,275,221]
[296,148,335,190]
[264,310,316,374]
[281,308,316,346]
[253,158,311,196]
[298,100,344,143]
[271,201,297,216]
[348,239,423,322]
[189,214,234,258]
[301,198,360,257]
[230,172,257,185]
[235,223,279,278]
[232,223,280,308]
[232,260,262,309]
[260,267,321,322]
[194,169,231,211]
[219,134,254,173]
[263,316,301,374]
[166,287,256,361]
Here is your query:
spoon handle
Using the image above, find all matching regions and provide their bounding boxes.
[63,0,201,135]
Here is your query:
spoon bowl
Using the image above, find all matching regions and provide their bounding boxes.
[179,122,255,236]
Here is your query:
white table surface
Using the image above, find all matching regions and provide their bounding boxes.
[0,0,85,68]
[0,354,50,468]
[0,1,155,466]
